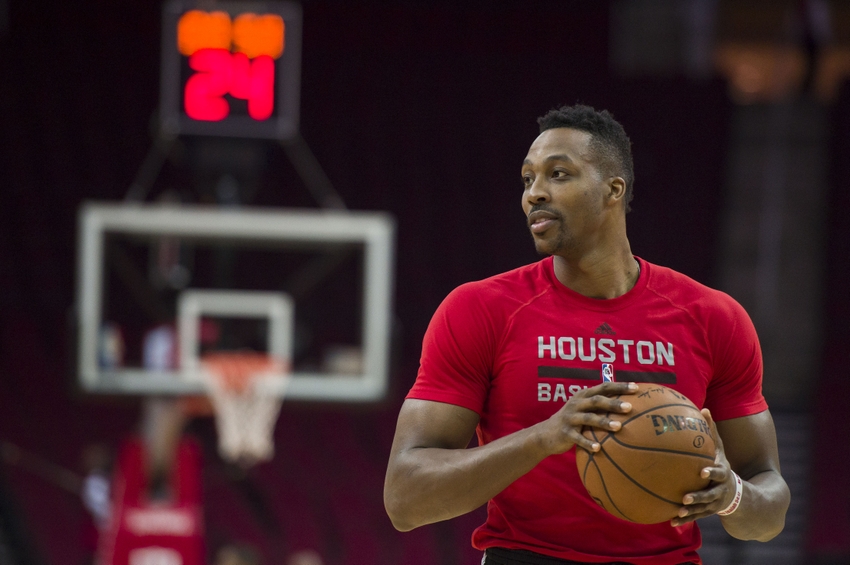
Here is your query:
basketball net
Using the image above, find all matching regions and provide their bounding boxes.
[199,352,289,466]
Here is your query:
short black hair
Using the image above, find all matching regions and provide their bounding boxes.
[537,104,634,212]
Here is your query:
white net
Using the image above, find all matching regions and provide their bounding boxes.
[200,353,289,466]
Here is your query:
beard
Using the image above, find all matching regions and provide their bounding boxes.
[527,204,567,256]
[527,198,604,258]
[531,220,578,257]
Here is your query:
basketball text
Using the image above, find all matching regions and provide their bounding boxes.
[649,414,710,436]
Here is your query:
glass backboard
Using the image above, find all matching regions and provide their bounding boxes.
[76,202,395,402]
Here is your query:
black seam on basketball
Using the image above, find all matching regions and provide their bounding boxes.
[588,456,635,522]
[580,434,633,521]
[581,449,594,481]
[603,450,683,506]
[586,426,604,448]
[580,428,602,479]
[605,438,716,461]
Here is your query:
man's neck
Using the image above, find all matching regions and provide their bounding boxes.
[552,248,639,300]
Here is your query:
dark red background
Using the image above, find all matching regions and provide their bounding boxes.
[0,1,847,564]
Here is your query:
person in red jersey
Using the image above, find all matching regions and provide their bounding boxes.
[383,104,790,565]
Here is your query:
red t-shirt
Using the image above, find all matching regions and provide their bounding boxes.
[407,256,767,565]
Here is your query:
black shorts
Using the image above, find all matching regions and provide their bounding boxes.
[483,547,696,565]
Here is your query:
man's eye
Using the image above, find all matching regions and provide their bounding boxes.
[522,176,533,188]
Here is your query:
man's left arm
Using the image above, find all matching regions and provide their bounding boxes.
[671,409,790,541]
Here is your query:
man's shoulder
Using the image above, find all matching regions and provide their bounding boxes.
[645,261,717,295]
[451,258,551,300]
[436,259,552,323]
[643,260,748,321]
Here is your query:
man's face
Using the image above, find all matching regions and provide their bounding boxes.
[520,127,611,258]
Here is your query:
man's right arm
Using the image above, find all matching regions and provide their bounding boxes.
[383,383,637,531]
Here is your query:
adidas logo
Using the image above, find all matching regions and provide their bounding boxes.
[594,322,615,335]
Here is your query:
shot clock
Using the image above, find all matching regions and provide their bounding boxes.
[160,1,302,140]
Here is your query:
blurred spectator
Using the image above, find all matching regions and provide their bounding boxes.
[214,544,261,565]
[81,444,113,528]
[286,549,324,565]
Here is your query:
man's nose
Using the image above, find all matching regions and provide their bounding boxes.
[526,178,550,203]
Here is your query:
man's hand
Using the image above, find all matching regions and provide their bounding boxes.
[534,381,638,457]
[670,408,789,542]
[671,408,736,526]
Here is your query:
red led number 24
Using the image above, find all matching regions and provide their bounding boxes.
[184,48,274,121]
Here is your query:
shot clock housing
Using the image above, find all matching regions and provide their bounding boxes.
[159,0,302,140]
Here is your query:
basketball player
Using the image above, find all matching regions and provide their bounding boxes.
[384,105,790,564]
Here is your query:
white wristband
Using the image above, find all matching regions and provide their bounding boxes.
[717,471,743,516]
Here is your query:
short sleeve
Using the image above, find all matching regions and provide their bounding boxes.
[407,282,498,415]
[703,295,769,420]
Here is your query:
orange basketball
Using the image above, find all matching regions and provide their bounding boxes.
[575,384,716,524]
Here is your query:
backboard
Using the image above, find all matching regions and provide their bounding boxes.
[76,202,395,402]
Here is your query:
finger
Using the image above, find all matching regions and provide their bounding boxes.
[682,483,726,507]
[699,464,730,483]
[701,408,725,458]
[584,381,639,398]
[567,411,625,434]
[572,393,635,416]
[570,428,602,453]
[676,480,728,525]
[671,506,715,527]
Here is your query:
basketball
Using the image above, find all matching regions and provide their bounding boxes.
[575,384,717,524]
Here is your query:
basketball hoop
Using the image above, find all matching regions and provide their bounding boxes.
[199,352,289,466]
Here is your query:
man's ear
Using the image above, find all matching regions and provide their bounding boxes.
[607,177,627,203]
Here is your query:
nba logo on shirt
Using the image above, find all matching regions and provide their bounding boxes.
[601,363,614,382]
